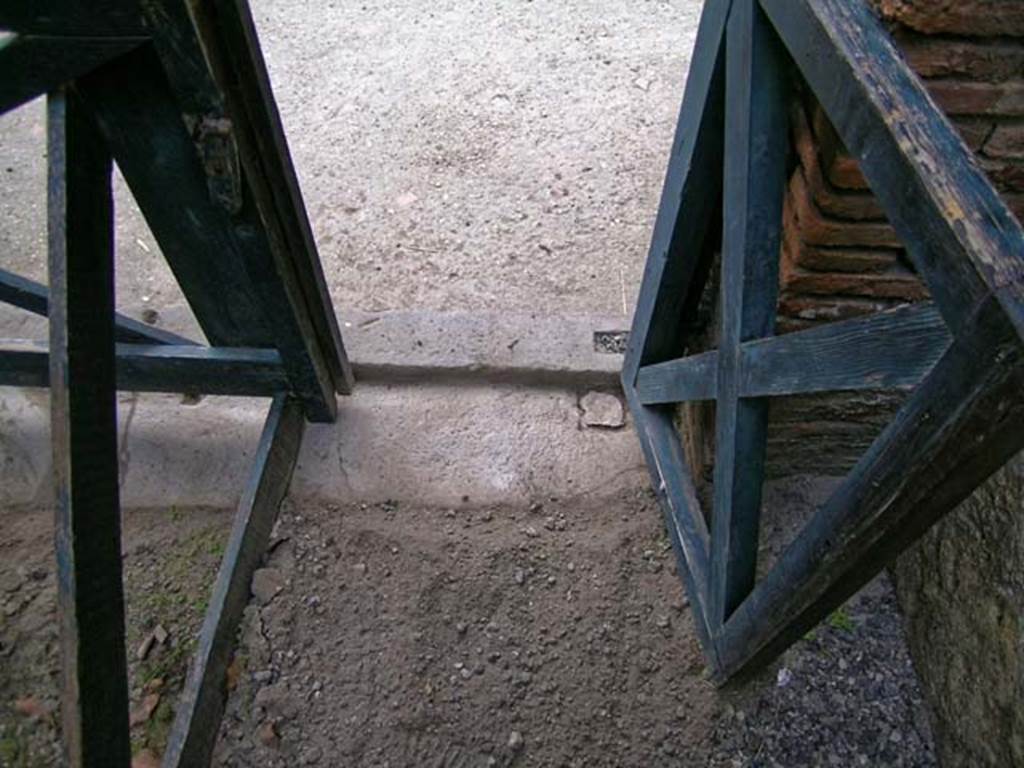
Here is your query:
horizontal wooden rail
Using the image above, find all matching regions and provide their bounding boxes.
[0,341,289,395]
[636,303,951,405]
[0,4,147,37]
[713,293,1024,682]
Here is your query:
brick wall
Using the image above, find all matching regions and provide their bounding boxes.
[781,2,1024,335]
[778,5,1024,765]
[760,0,1024,480]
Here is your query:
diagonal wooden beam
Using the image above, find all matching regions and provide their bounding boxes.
[0,341,289,396]
[636,302,952,405]
[0,33,145,115]
[624,390,716,662]
[75,45,337,421]
[708,0,790,629]
[759,0,1024,335]
[162,395,305,768]
[73,46,270,349]
[621,0,731,384]
[619,0,734,664]
[0,267,199,346]
[47,87,131,768]
[184,0,355,394]
[713,290,1024,682]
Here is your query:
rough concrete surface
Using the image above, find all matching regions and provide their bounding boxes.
[893,453,1024,768]
[0,383,647,511]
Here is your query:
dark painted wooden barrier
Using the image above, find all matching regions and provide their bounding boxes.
[623,0,1024,683]
[0,2,351,765]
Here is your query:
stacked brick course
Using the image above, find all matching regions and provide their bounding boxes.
[779,0,1024,333]
[751,0,1024,478]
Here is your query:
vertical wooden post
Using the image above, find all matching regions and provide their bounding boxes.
[709,0,789,628]
[48,87,131,768]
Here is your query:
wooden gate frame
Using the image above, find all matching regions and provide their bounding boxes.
[0,1,352,765]
[622,0,1024,683]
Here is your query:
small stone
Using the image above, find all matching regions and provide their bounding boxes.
[253,669,274,684]
[226,657,243,691]
[129,693,160,727]
[257,720,281,749]
[656,615,670,629]
[14,697,48,721]
[508,731,524,752]
[396,192,418,207]
[353,562,368,576]
[252,568,285,605]
[460,667,473,680]
[514,568,526,586]
[776,667,793,688]
[255,683,298,721]
[132,749,162,768]
[137,633,157,661]
[547,576,557,586]
[580,392,625,429]
[302,745,324,764]
[456,622,468,635]
[153,624,169,645]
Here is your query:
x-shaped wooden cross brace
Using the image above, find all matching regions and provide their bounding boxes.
[622,0,1024,683]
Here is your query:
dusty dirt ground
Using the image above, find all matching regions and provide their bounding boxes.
[0,0,703,332]
[2,487,935,767]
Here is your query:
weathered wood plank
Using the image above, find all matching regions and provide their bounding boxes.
[163,395,305,768]
[137,0,346,410]
[623,389,717,666]
[709,0,789,628]
[635,302,951,404]
[760,0,1024,333]
[740,302,950,397]
[621,0,730,384]
[185,0,354,394]
[0,33,145,115]
[76,45,337,421]
[73,46,268,348]
[0,267,198,346]
[636,349,718,404]
[714,290,1024,682]
[0,341,289,395]
[620,0,731,670]
[47,87,131,768]
[0,2,146,37]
